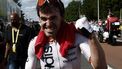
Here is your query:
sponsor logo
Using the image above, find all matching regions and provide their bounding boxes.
[43,46,54,68]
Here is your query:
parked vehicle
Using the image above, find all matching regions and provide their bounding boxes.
[108,22,121,45]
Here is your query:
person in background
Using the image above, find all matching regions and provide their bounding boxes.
[106,13,119,31]
[25,0,107,69]
[106,13,120,44]
[5,12,34,69]
[0,19,5,32]
[0,32,6,69]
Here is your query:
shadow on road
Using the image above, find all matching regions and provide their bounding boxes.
[116,42,122,46]
[111,42,122,46]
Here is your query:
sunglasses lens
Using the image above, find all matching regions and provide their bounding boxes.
[38,0,58,6]
[38,0,45,6]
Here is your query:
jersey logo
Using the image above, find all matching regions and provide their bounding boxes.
[42,46,54,68]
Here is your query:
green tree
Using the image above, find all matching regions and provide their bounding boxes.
[81,0,122,20]
[82,0,97,20]
[64,1,81,21]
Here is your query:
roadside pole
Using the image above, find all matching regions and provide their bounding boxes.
[120,8,122,38]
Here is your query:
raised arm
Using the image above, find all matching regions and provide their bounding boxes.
[76,17,107,69]
[88,32,107,69]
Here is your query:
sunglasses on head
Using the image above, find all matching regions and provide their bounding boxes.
[37,0,60,7]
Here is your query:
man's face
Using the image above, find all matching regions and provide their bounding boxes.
[39,8,62,37]
[10,15,19,27]
[11,16,16,23]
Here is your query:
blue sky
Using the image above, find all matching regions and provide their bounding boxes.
[21,0,72,21]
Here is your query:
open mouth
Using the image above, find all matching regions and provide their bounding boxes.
[44,24,57,30]
[48,31,54,34]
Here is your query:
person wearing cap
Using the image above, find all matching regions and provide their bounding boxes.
[25,0,107,69]
[5,13,34,69]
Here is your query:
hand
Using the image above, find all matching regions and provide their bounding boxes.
[77,27,92,38]
[75,17,93,38]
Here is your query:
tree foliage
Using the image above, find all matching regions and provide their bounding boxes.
[64,1,81,21]
[81,0,122,20]
[64,0,122,21]
[82,0,97,20]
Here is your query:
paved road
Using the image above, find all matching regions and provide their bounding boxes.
[101,42,122,69]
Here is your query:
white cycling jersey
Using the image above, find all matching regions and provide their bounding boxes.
[25,33,92,69]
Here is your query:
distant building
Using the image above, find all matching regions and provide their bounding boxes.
[0,0,7,20]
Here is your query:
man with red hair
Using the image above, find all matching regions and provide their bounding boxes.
[25,0,107,69]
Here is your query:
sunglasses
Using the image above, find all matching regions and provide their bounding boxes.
[37,0,60,7]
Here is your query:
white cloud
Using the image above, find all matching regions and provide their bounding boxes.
[21,0,36,4]
[22,6,35,10]
[62,0,72,7]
